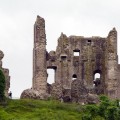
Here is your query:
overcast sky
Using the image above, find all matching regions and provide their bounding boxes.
[0,0,120,98]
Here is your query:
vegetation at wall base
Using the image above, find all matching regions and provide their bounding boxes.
[0,69,5,102]
[0,95,120,120]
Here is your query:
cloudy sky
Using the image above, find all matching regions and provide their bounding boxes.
[0,0,120,98]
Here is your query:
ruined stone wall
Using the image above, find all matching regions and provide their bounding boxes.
[45,28,119,99]
[0,50,10,97]
[46,34,106,94]
[117,64,120,98]
[2,68,10,97]
[21,16,120,100]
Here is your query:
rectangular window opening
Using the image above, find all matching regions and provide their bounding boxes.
[61,56,67,60]
[73,50,80,56]
[88,40,91,43]
[47,69,55,84]
[87,40,92,45]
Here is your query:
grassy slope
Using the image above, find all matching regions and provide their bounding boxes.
[0,99,84,120]
[1,97,117,120]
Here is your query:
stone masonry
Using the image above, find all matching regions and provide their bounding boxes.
[21,16,120,102]
[0,50,10,97]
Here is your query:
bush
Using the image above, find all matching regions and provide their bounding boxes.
[98,95,120,120]
[0,69,5,102]
[82,113,91,120]
[105,106,117,120]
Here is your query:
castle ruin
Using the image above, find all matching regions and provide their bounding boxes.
[21,16,120,102]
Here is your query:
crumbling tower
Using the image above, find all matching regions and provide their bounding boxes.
[106,28,118,98]
[33,16,47,94]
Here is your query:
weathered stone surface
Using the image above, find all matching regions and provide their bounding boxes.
[86,93,99,104]
[62,88,71,102]
[3,68,10,97]
[20,89,49,99]
[51,83,63,99]
[32,15,47,94]
[21,16,120,102]
[47,83,52,94]
[71,79,88,103]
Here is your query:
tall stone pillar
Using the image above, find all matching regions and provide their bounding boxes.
[106,28,118,99]
[33,16,47,94]
[84,44,93,89]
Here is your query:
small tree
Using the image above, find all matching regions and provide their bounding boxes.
[0,69,5,102]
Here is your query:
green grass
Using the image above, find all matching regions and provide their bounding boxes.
[0,99,83,120]
[0,97,119,120]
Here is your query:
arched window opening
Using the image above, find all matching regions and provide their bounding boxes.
[73,50,80,56]
[93,71,101,87]
[72,74,77,80]
[94,73,100,79]
[47,69,55,84]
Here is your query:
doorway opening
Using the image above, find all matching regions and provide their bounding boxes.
[93,70,101,87]
[47,69,55,84]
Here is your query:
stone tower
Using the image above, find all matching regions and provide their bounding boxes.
[106,28,118,99]
[21,16,120,102]
[33,16,47,94]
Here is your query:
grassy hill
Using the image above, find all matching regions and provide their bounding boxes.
[0,99,83,120]
[0,96,119,120]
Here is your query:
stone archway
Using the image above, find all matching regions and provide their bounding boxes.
[93,70,104,95]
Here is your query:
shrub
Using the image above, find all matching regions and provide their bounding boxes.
[82,113,91,120]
